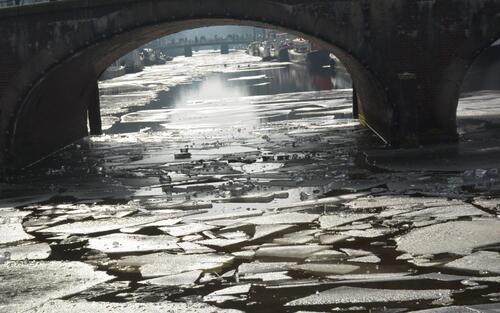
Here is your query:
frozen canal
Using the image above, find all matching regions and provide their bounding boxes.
[1,50,500,313]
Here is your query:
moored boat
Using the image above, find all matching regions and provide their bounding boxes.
[259,41,273,61]
[174,148,192,160]
[277,45,290,62]
[247,42,260,56]
[288,38,310,64]
[122,50,144,73]
[288,38,330,69]
[306,49,331,69]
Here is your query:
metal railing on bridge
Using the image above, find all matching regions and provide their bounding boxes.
[0,0,54,7]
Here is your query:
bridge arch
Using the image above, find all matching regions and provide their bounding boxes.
[429,2,500,143]
[0,0,388,168]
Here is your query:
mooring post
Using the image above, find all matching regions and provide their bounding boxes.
[352,85,359,119]
[221,43,229,54]
[184,46,193,57]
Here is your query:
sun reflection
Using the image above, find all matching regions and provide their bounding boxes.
[166,73,259,129]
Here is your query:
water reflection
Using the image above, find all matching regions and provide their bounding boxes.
[167,75,258,129]
[108,50,352,135]
[222,63,352,96]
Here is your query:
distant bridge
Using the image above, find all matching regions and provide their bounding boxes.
[161,38,254,56]
[1,0,500,169]
[162,39,253,50]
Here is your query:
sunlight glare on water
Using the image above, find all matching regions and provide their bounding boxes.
[166,75,259,129]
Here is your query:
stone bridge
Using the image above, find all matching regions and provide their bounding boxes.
[161,38,253,56]
[1,0,500,169]
[161,39,253,50]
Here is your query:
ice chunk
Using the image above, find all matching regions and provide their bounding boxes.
[331,223,372,231]
[215,193,287,203]
[25,300,244,313]
[409,304,500,312]
[197,238,248,249]
[306,250,345,262]
[204,284,251,303]
[37,216,173,235]
[232,250,255,260]
[143,270,202,286]
[241,271,292,282]
[239,213,319,226]
[346,196,453,210]
[120,218,182,233]
[326,272,410,281]
[473,198,500,213]
[396,220,500,255]
[289,263,360,276]
[318,234,350,245]
[255,244,328,260]
[274,235,314,245]
[348,255,381,264]
[339,228,391,239]
[1,261,112,312]
[251,224,296,241]
[238,262,295,274]
[159,223,218,237]
[116,253,234,278]
[274,229,319,245]
[0,209,34,244]
[443,251,500,275]
[397,204,489,220]
[319,213,374,229]
[340,248,373,257]
[286,286,452,307]
[220,231,249,240]
[192,209,264,222]
[0,241,51,260]
[178,241,215,254]
[87,233,179,255]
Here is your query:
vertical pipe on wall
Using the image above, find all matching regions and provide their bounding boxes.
[87,80,102,135]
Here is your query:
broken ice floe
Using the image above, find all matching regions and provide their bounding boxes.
[87,233,179,255]
[319,213,375,229]
[255,244,328,260]
[37,215,175,235]
[115,253,234,278]
[0,209,34,244]
[1,261,112,312]
[25,300,244,313]
[289,263,360,276]
[204,284,252,303]
[142,269,203,287]
[285,286,453,307]
[443,251,500,275]
[0,241,51,261]
[396,219,500,256]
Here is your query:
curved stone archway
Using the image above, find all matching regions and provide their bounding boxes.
[422,1,500,143]
[0,0,389,169]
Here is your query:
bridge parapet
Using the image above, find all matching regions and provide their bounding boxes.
[0,0,52,8]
